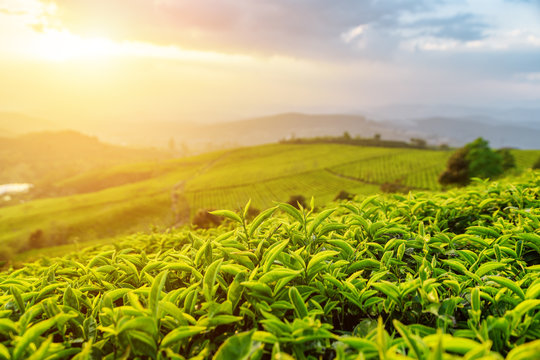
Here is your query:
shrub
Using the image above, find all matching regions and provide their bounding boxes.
[439,138,504,186]
[334,190,354,201]
[245,207,261,220]
[29,229,47,248]
[380,180,411,193]
[533,156,540,170]
[466,138,503,179]
[0,246,13,266]
[192,209,222,229]
[439,147,470,186]
[287,195,307,209]
[496,148,516,171]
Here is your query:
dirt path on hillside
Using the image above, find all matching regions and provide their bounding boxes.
[170,151,234,226]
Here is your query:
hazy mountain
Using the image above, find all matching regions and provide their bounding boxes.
[186,113,416,145]
[0,131,170,186]
[0,112,59,136]
[158,112,540,150]
[404,117,540,149]
[1,108,538,152]
[367,104,540,129]
[86,113,425,152]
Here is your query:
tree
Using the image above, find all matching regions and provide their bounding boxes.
[465,138,503,179]
[533,156,540,170]
[496,148,516,171]
[287,195,307,209]
[438,137,504,187]
[438,147,470,186]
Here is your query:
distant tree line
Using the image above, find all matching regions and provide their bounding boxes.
[280,132,446,150]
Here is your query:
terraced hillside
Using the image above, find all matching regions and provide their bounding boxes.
[1,143,539,258]
[0,171,538,359]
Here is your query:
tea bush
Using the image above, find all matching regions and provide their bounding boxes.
[0,171,539,359]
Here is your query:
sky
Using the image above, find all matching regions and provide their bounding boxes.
[0,0,539,125]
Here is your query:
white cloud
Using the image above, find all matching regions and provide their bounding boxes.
[516,72,540,81]
[341,24,367,43]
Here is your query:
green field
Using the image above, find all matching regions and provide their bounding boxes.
[1,144,539,258]
[0,170,538,359]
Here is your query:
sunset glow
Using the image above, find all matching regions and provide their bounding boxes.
[0,0,539,125]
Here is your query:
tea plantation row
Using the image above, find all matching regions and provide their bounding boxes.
[0,171,539,359]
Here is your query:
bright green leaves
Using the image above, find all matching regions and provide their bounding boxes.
[248,207,276,238]
[213,330,262,360]
[306,250,338,278]
[307,208,336,236]
[393,320,426,359]
[488,276,525,300]
[210,210,243,224]
[203,259,223,303]
[150,270,168,317]
[160,326,206,348]
[262,240,289,273]
[13,313,76,360]
[474,262,507,277]
[1,170,539,359]
[63,286,79,310]
[288,287,308,318]
[10,286,25,314]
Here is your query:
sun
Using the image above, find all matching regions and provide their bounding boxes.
[30,30,117,62]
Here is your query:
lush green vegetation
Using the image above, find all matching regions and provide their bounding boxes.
[1,144,539,259]
[0,170,538,359]
[328,149,450,190]
[438,138,519,187]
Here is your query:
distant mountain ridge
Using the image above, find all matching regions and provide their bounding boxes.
[170,112,540,150]
[406,117,540,149]
[0,112,59,136]
[0,130,169,187]
[0,108,538,150]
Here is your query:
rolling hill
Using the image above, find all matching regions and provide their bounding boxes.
[1,142,539,261]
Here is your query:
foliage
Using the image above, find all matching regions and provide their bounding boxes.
[192,209,222,229]
[439,147,470,186]
[533,156,540,170]
[330,149,451,191]
[334,190,354,201]
[286,195,307,209]
[280,133,430,149]
[379,180,411,193]
[497,148,516,171]
[2,143,539,258]
[0,171,539,359]
[465,138,503,179]
[439,138,507,187]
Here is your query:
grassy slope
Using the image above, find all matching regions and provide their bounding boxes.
[1,144,539,257]
[0,171,538,359]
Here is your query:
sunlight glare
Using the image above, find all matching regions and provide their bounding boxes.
[32,30,116,61]
[28,29,252,64]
